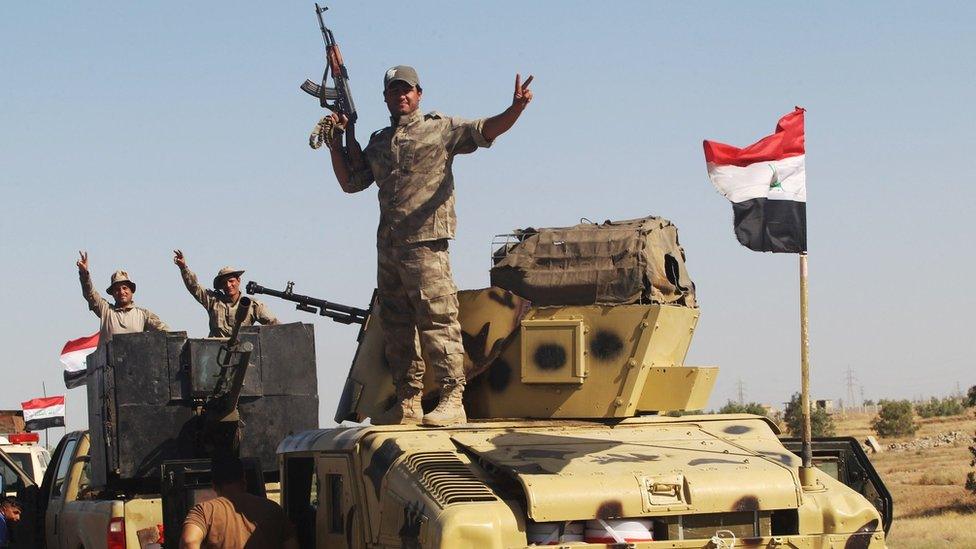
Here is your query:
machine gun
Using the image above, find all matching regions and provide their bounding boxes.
[201,297,254,458]
[247,281,369,325]
[301,3,357,123]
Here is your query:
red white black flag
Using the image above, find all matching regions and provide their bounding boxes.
[60,332,99,389]
[704,107,807,253]
[21,396,66,431]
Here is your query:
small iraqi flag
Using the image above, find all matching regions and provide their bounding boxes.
[703,107,807,253]
[22,396,66,431]
[60,332,99,389]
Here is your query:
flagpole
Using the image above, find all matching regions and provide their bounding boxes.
[798,252,816,488]
[42,381,49,449]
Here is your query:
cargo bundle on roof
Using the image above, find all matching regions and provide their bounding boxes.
[489,215,697,307]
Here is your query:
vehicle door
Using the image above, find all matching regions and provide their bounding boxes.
[281,452,366,549]
[45,432,82,549]
[0,447,39,549]
[317,454,365,548]
[55,434,93,549]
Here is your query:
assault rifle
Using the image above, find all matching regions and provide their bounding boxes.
[246,281,369,325]
[301,3,357,123]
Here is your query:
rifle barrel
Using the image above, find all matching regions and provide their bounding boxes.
[246,281,369,324]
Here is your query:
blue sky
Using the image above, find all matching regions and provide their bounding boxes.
[2,2,974,431]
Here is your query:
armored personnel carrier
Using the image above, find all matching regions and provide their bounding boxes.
[273,216,891,548]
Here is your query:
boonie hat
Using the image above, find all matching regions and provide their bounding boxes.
[384,65,420,90]
[213,266,245,289]
[106,270,136,294]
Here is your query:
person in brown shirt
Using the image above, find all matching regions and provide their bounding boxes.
[181,458,297,549]
[321,66,533,427]
[76,251,169,343]
[173,250,279,337]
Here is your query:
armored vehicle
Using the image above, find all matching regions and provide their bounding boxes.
[273,216,891,548]
[6,322,319,549]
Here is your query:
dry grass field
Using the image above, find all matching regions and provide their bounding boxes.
[832,409,976,548]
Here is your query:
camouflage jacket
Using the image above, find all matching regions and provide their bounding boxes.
[79,270,169,342]
[179,266,278,337]
[346,110,492,246]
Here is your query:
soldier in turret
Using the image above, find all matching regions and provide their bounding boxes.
[173,250,278,338]
[320,66,534,426]
[76,251,169,342]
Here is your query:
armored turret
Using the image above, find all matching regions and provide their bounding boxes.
[335,216,716,422]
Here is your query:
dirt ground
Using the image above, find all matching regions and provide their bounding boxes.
[831,409,976,548]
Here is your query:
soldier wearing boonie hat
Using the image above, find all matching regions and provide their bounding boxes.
[318,64,535,427]
[173,250,278,338]
[75,251,169,343]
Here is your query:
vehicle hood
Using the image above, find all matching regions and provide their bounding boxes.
[451,417,803,521]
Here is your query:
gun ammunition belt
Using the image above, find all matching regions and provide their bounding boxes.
[309,115,343,151]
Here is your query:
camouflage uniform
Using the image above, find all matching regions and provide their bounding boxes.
[346,109,492,391]
[79,271,169,342]
[179,266,278,337]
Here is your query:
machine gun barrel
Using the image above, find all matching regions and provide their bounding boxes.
[246,281,369,325]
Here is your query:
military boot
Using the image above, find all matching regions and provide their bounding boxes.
[422,378,467,427]
[371,386,423,425]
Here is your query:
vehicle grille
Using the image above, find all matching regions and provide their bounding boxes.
[403,451,497,506]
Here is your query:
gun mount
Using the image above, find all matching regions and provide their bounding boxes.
[199,296,254,459]
[85,322,318,490]
[246,280,369,325]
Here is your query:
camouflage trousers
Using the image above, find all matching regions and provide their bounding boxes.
[377,239,464,392]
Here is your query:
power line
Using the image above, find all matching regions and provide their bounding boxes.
[845,366,858,409]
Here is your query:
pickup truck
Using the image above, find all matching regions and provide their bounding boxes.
[0,324,316,548]
[2,429,288,549]
[1,430,162,549]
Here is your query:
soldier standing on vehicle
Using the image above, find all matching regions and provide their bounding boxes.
[173,250,278,338]
[76,251,169,342]
[321,66,534,426]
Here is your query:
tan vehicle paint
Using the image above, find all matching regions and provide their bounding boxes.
[280,291,888,548]
[43,432,162,548]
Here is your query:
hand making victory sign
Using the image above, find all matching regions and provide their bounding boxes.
[482,72,536,141]
[76,251,89,273]
[513,73,534,111]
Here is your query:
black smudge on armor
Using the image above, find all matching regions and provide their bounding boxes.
[534,344,567,370]
[596,500,624,519]
[488,359,512,392]
[732,495,760,512]
[590,330,624,361]
[363,439,405,498]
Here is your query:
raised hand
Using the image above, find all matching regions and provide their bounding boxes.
[173,249,187,269]
[310,112,351,151]
[513,73,534,111]
[76,251,89,273]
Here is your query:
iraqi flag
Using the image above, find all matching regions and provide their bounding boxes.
[60,332,99,389]
[21,396,66,431]
[703,107,807,253]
